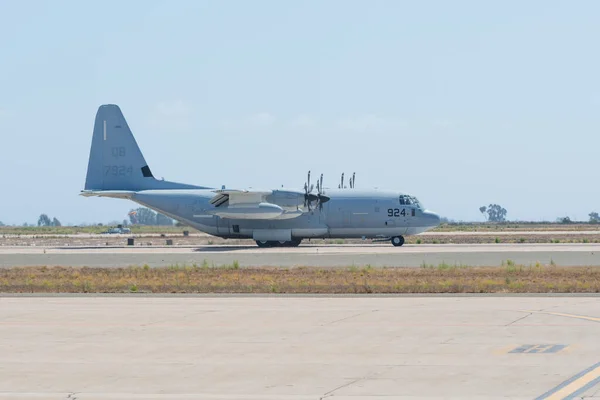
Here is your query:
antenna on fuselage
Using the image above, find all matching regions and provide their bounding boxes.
[339,173,344,189]
[350,172,355,189]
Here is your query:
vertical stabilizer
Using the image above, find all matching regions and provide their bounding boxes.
[84,104,203,191]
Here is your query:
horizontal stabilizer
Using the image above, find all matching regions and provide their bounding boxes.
[80,190,135,199]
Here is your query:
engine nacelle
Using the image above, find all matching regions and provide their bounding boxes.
[209,202,283,220]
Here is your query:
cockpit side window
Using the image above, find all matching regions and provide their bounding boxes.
[399,195,422,209]
[399,195,412,205]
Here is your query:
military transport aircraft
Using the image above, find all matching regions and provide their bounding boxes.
[81,105,440,247]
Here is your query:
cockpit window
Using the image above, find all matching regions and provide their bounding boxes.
[399,195,422,209]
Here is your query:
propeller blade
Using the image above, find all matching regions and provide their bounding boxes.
[303,182,308,206]
[319,174,323,194]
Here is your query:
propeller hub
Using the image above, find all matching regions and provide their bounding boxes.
[303,171,328,211]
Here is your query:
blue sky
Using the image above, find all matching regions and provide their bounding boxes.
[1,0,599,225]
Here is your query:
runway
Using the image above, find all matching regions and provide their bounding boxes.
[1,243,600,267]
[1,296,599,399]
[0,243,600,267]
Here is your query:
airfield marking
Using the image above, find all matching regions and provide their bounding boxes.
[521,310,600,324]
[535,361,600,400]
[509,344,566,354]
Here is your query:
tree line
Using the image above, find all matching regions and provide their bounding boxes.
[478,204,600,224]
[26,208,174,227]
[127,207,174,226]
[4,206,600,227]
[37,214,62,227]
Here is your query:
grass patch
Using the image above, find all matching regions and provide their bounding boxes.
[1,264,599,294]
[420,262,471,270]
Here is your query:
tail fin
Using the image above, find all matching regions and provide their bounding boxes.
[84,104,204,191]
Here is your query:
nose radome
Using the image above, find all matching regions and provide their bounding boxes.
[423,210,441,226]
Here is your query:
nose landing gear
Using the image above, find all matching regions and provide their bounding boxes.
[391,236,405,247]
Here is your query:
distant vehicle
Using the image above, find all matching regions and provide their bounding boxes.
[102,227,131,234]
[82,105,440,247]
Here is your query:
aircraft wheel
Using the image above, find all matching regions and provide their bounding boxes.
[289,239,302,247]
[277,239,302,247]
[391,236,405,247]
[256,240,273,248]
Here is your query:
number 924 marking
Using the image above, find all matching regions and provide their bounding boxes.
[388,208,406,217]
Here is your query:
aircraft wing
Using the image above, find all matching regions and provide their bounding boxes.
[209,189,273,207]
[208,189,305,220]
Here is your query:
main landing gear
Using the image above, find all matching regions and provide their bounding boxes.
[391,236,405,247]
[255,239,302,248]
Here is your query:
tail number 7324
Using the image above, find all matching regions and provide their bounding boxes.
[388,208,406,217]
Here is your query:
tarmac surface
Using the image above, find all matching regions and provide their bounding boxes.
[1,296,599,399]
[1,243,600,267]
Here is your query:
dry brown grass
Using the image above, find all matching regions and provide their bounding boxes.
[1,263,600,294]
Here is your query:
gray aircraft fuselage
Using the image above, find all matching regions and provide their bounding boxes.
[82,104,441,246]
[130,188,440,240]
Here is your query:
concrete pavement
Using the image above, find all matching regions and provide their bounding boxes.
[1,243,599,267]
[1,296,599,399]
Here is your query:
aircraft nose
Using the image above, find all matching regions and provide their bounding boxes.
[423,210,441,227]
